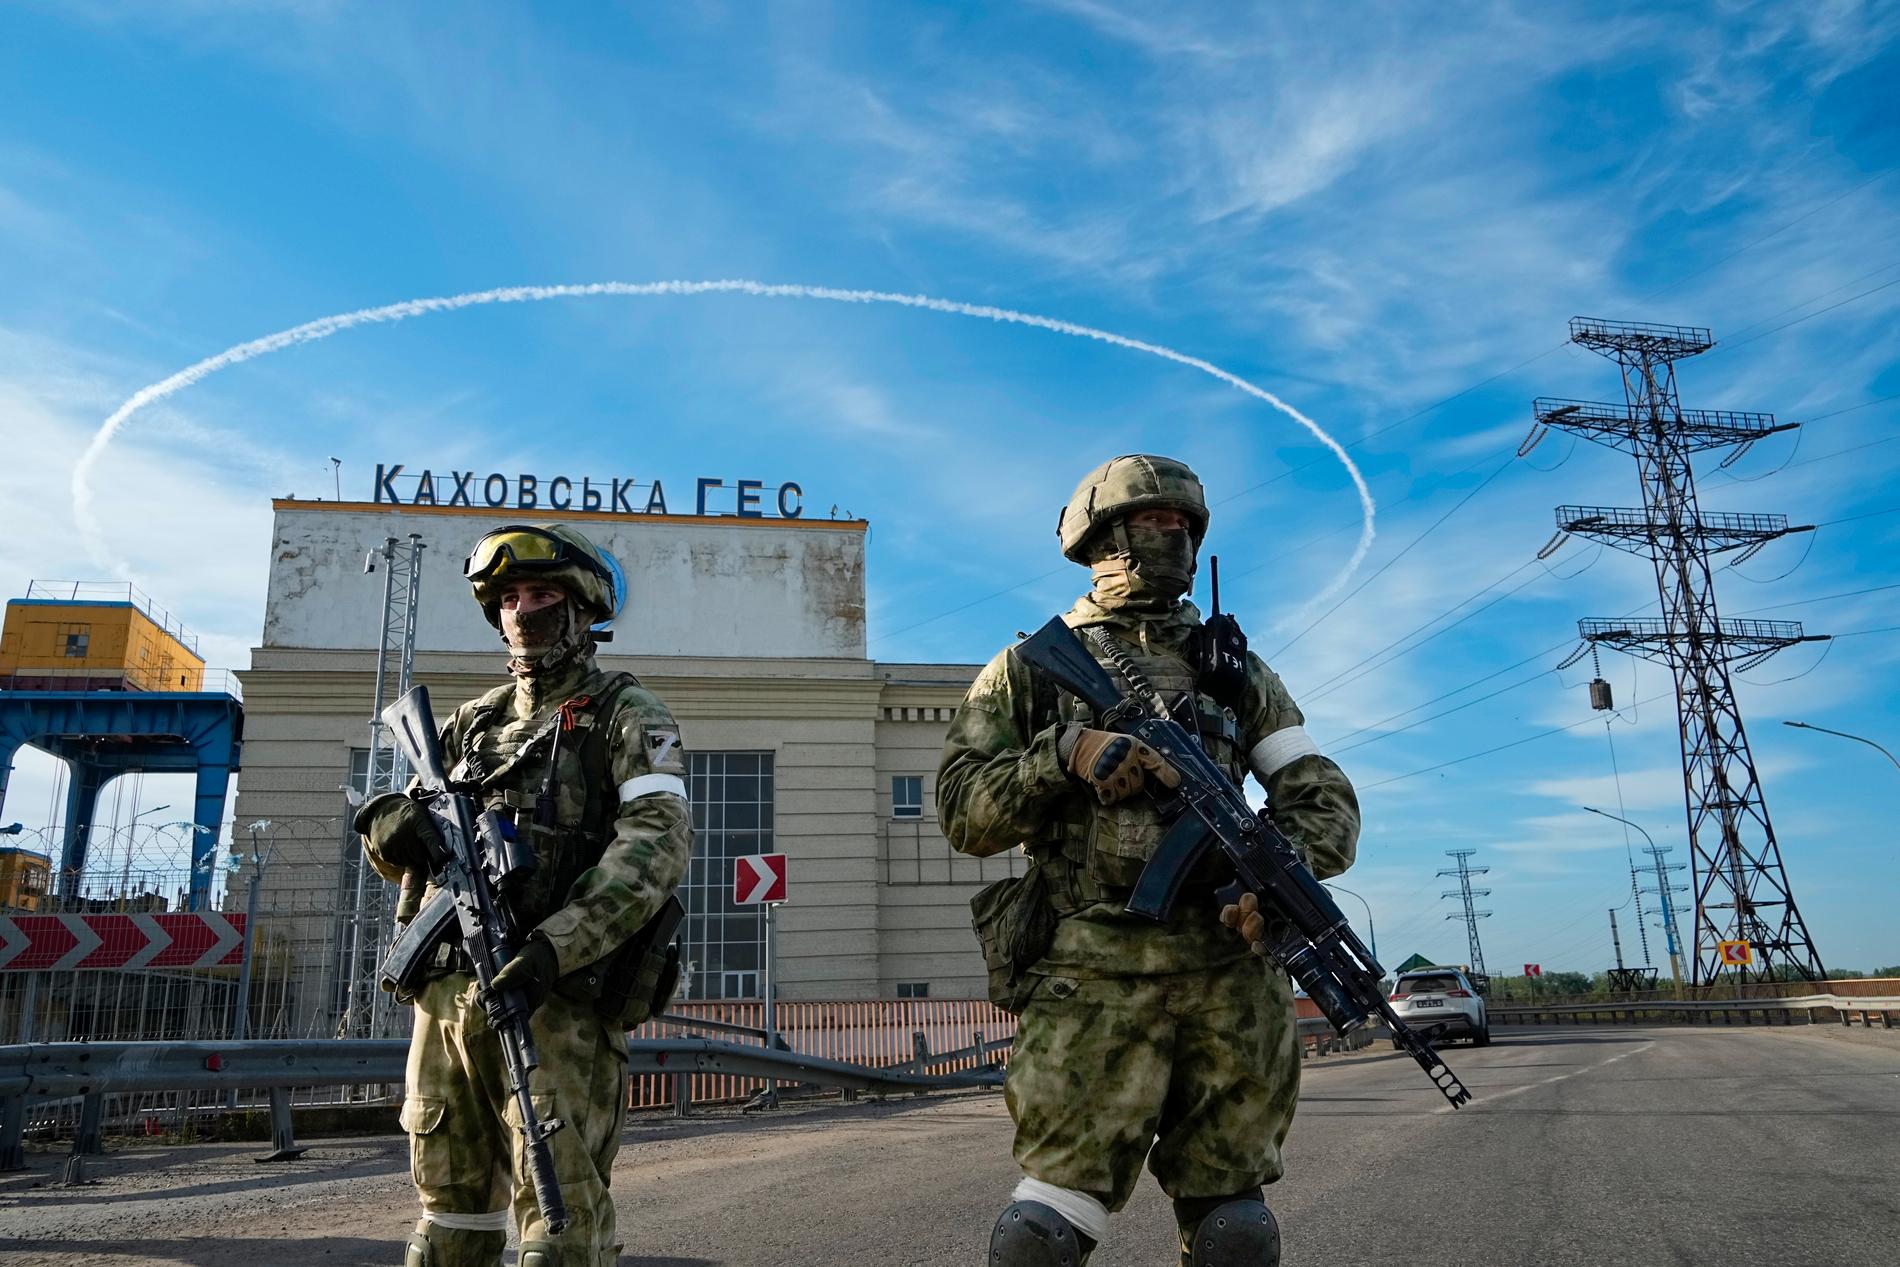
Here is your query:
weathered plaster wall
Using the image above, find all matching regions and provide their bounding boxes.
[261,502,866,660]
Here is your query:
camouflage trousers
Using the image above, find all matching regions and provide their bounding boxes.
[402,974,628,1266]
[1005,954,1299,1210]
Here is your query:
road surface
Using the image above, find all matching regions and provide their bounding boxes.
[2,1023,1894,1265]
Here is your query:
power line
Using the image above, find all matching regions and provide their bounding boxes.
[1812,504,1900,529]
[1833,624,1900,639]
[1717,271,1900,354]
[1634,170,1893,301]
[1304,558,1541,700]
[1732,580,1900,615]
[1332,666,1557,756]
[1324,637,1569,748]
[1271,456,1517,658]
[1355,688,1675,792]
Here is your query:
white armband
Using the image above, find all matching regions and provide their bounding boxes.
[1249,725,1321,781]
[617,773,688,803]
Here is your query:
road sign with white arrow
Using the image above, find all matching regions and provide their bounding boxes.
[734,853,788,905]
[0,912,247,971]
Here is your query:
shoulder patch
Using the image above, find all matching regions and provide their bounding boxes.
[642,724,686,775]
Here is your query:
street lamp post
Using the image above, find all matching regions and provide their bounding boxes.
[1322,882,1377,967]
[1582,805,1686,992]
[1783,720,1900,774]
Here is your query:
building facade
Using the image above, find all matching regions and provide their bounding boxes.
[233,498,1017,1018]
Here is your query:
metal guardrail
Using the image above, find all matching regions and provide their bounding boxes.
[1492,994,1900,1029]
[0,1029,1009,1171]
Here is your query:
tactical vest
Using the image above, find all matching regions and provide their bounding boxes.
[452,672,640,932]
[1032,623,1248,910]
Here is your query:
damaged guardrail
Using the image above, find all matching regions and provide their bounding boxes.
[0,1030,1007,1171]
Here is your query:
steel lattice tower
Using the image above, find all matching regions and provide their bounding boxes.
[334,533,426,1038]
[1438,849,1490,977]
[1531,318,1827,984]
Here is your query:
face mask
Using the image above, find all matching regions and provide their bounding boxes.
[1090,525,1197,611]
[501,598,589,674]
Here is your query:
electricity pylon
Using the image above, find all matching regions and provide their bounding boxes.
[1532,317,1827,984]
[1438,849,1490,978]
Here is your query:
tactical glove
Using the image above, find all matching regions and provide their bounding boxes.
[483,937,560,1017]
[1060,725,1183,805]
[1220,891,1271,955]
[351,791,441,882]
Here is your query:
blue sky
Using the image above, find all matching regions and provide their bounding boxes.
[3,1,1897,973]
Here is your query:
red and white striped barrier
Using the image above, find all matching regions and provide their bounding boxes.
[0,913,246,971]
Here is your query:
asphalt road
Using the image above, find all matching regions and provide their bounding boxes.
[2,1023,1895,1266]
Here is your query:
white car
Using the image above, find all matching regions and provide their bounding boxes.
[1389,967,1490,1046]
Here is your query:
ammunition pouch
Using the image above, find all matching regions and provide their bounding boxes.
[970,864,1057,1014]
[561,895,685,1028]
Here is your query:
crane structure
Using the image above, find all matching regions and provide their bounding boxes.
[1532,317,1826,984]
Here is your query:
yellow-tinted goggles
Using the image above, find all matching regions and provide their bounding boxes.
[464,526,600,583]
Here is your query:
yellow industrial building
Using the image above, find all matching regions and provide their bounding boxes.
[0,846,50,912]
[0,583,205,693]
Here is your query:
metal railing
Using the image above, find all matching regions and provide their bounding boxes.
[21,581,201,653]
[1491,993,1900,1029]
[1,1011,1376,1170]
[0,1025,1009,1171]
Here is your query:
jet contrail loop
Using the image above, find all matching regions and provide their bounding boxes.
[73,281,1376,609]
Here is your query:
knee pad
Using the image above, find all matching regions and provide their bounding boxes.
[516,1240,558,1267]
[1179,1196,1280,1267]
[991,1201,1096,1266]
[402,1221,507,1267]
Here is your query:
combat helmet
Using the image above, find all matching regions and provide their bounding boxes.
[1056,454,1209,561]
[464,522,625,629]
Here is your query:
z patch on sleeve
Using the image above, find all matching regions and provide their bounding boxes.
[642,725,686,774]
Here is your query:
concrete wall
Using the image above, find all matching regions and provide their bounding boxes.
[262,502,866,660]
[872,665,1015,999]
[235,503,1011,1009]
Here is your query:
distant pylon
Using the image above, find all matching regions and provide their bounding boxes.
[1641,844,1690,986]
[1438,849,1490,977]
[1531,317,1827,984]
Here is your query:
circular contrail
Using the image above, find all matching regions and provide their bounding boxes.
[73,280,1375,604]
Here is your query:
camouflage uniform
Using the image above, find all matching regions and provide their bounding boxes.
[362,528,693,1267]
[939,458,1359,1261]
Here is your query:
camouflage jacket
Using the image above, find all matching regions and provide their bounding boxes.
[434,655,695,978]
[938,595,1360,977]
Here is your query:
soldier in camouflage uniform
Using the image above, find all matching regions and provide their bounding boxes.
[938,456,1360,1267]
[355,523,694,1267]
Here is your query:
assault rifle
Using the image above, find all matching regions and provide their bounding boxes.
[1015,617,1471,1109]
[377,685,572,1232]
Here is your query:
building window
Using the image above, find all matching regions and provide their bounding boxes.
[896,982,929,999]
[892,775,924,819]
[678,752,773,1001]
[348,747,404,796]
[63,628,90,658]
[348,748,374,796]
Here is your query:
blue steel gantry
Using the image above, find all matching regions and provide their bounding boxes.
[0,689,242,910]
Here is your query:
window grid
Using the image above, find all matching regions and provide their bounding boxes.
[892,774,924,819]
[679,751,773,1001]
